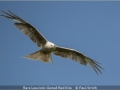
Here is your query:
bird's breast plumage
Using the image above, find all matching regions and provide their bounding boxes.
[41,42,55,54]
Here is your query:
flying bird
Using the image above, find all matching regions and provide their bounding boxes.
[0,10,104,74]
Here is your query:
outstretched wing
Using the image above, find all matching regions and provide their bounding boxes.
[53,46,104,74]
[0,10,47,47]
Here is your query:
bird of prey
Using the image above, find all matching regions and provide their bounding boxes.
[0,10,104,74]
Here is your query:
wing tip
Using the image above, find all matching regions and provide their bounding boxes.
[85,57,104,75]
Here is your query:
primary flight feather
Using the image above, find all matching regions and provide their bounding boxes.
[0,10,104,74]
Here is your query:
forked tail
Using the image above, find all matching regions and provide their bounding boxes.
[23,50,53,64]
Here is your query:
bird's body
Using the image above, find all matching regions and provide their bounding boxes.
[0,10,104,74]
[24,41,55,64]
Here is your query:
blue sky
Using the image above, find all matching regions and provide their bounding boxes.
[0,1,120,85]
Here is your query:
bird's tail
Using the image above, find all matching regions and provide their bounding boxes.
[23,50,53,64]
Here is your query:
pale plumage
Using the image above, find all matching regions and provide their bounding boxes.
[0,10,104,74]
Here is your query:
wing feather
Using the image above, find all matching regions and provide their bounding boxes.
[0,10,47,47]
[53,46,104,74]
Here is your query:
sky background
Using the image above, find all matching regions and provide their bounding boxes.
[0,1,120,85]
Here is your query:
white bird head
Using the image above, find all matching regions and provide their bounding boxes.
[45,41,56,50]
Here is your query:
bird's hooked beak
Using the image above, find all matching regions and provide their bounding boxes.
[51,45,56,49]
[51,45,54,48]
[52,45,55,49]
